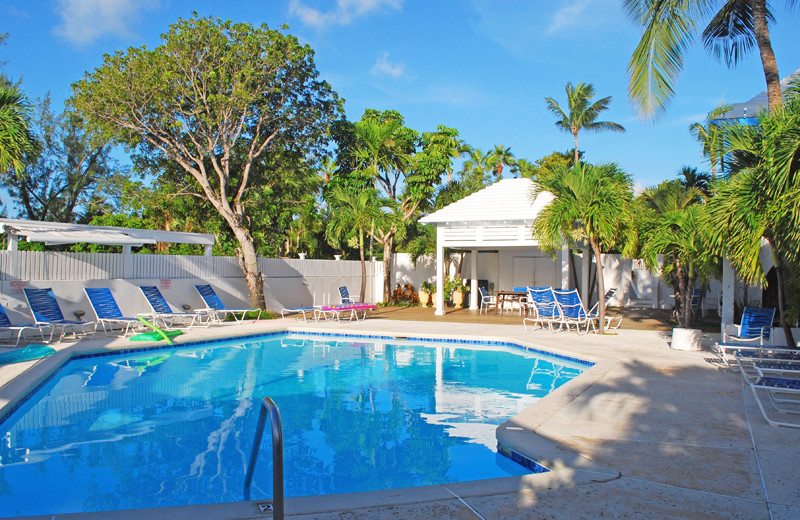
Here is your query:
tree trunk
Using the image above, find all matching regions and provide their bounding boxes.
[588,237,606,332]
[358,229,367,303]
[752,0,782,113]
[230,222,266,310]
[382,233,395,302]
[771,246,796,346]
[573,128,580,165]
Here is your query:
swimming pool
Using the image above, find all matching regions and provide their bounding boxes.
[0,332,589,517]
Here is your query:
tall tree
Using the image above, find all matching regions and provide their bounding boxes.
[623,0,796,118]
[532,163,634,332]
[545,82,625,165]
[421,125,467,184]
[0,86,33,175]
[325,187,385,302]
[637,180,715,328]
[71,15,341,309]
[485,144,516,180]
[1,95,120,223]
[689,104,733,179]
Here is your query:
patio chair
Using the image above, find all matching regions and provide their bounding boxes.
[506,286,529,315]
[0,301,49,346]
[552,289,592,333]
[338,286,362,305]
[478,287,497,314]
[749,376,800,428]
[23,287,94,342]
[701,290,720,318]
[723,307,775,345]
[139,286,211,329]
[587,288,623,331]
[194,284,262,323]
[84,287,147,336]
[523,287,560,332]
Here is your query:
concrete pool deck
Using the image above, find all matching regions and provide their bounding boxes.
[1,317,798,519]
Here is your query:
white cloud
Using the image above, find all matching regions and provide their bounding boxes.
[289,0,403,29]
[371,51,405,78]
[547,0,596,35]
[53,0,159,46]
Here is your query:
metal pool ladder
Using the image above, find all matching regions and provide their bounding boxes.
[244,396,284,520]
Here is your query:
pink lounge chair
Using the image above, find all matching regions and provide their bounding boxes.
[315,303,376,322]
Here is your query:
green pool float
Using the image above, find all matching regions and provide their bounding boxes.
[0,345,56,366]
[130,317,183,344]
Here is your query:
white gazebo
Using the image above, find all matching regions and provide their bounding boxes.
[420,178,578,315]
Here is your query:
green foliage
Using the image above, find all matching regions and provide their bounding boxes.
[0,85,34,174]
[689,104,733,178]
[636,179,716,327]
[485,144,516,180]
[706,95,800,339]
[623,0,792,118]
[1,95,122,223]
[532,162,634,330]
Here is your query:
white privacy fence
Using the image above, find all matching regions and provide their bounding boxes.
[0,251,383,324]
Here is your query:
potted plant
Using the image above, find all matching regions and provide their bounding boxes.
[419,281,434,307]
[447,277,470,309]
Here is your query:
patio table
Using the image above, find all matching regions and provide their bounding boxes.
[492,290,527,315]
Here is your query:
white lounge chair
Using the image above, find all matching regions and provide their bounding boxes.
[749,376,800,428]
[194,284,261,323]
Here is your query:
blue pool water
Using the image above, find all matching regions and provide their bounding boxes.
[0,333,587,517]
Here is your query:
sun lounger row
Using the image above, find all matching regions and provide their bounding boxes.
[0,284,262,347]
[521,287,621,334]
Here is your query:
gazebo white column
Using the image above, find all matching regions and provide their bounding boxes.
[435,228,445,315]
[469,249,478,310]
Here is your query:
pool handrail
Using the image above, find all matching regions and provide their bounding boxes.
[244,396,284,520]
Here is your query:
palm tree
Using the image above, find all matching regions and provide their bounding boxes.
[637,180,715,327]
[532,162,634,332]
[706,95,800,346]
[0,86,34,174]
[545,82,626,165]
[677,166,712,199]
[623,0,796,118]
[325,186,385,302]
[689,104,733,179]
[486,144,516,180]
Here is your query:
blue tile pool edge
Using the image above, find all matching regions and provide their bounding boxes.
[496,443,550,474]
[0,328,593,429]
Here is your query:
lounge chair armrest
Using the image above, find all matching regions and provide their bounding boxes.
[722,323,742,342]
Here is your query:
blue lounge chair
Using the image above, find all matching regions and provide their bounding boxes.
[523,287,560,332]
[139,286,210,329]
[0,301,48,346]
[194,284,261,323]
[84,287,146,336]
[749,376,800,428]
[723,307,775,345]
[23,287,93,341]
[338,286,362,305]
[552,289,592,333]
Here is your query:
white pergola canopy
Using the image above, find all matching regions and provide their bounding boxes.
[0,218,215,254]
[420,178,567,315]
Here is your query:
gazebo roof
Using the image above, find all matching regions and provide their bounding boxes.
[0,218,215,247]
[419,178,552,226]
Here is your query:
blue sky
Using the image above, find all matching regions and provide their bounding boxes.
[2,0,799,192]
